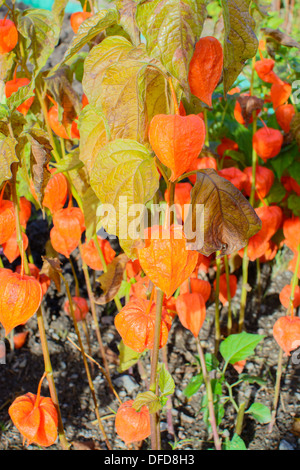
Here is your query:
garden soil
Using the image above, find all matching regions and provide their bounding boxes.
[0,6,300,452]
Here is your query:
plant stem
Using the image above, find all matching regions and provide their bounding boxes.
[196,338,221,450]
[214,253,221,354]
[224,254,232,335]
[288,244,300,317]
[36,306,70,449]
[168,77,180,115]
[60,272,112,449]
[268,347,283,433]
[149,287,164,451]
[203,108,209,147]
[235,402,246,436]
[239,113,258,332]
[162,345,175,437]
[79,242,118,398]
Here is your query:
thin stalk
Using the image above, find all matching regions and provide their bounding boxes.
[256,258,262,301]
[36,88,61,163]
[167,181,176,226]
[79,242,117,398]
[60,272,112,449]
[288,244,300,317]
[168,77,180,115]
[239,112,258,332]
[224,255,232,335]
[162,345,175,437]
[36,306,70,449]
[235,402,246,435]
[149,288,164,450]
[214,253,221,354]
[196,338,221,450]
[268,347,283,433]
[203,109,209,147]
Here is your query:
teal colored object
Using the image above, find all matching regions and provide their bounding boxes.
[18,0,82,13]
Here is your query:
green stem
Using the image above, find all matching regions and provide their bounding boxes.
[235,402,246,436]
[224,254,232,335]
[203,108,209,147]
[149,288,164,450]
[196,338,221,450]
[215,253,221,354]
[239,112,258,333]
[288,244,300,316]
[268,347,283,433]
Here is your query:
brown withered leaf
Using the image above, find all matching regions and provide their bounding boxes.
[290,113,300,148]
[236,95,264,126]
[261,28,300,49]
[184,169,262,256]
[45,66,81,125]
[40,256,62,292]
[26,128,52,206]
[94,253,128,305]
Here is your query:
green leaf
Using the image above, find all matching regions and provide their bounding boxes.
[287,194,300,216]
[239,374,267,386]
[136,0,208,94]
[221,0,258,94]
[246,402,271,424]
[6,80,35,112]
[0,52,16,81]
[117,340,142,373]
[288,160,300,185]
[183,373,203,398]
[18,9,60,76]
[90,139,160,257]
[52,8,119,71]
[132,391,161,414]
[0,135,19,186]
[220,331,264,367]
[78,105,110,174]
[224,433,247,450]
[158,363,175,397]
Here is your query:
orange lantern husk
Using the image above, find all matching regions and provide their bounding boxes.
[115,399,151,444]
[273,316,300,356]
[175,292,206,338]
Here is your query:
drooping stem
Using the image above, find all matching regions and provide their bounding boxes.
[60,271,112,450]
[149,287,164,450]
[214,253,221,354]
[196,338,221,450]
[224,255,232,335]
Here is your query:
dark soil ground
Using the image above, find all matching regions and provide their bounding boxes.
[0,206,300,451]
[0,4,300,452]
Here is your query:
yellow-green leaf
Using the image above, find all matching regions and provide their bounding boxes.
[136,0,208,94]
[0,135,18,186]
[90,139,159,257]
[78,104,110,174]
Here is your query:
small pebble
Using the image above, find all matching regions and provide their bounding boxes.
[279,440,295,450]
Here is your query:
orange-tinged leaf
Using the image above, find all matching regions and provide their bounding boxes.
[94,253,128,305]
[148,114,205,182]
[138,224,199,298]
